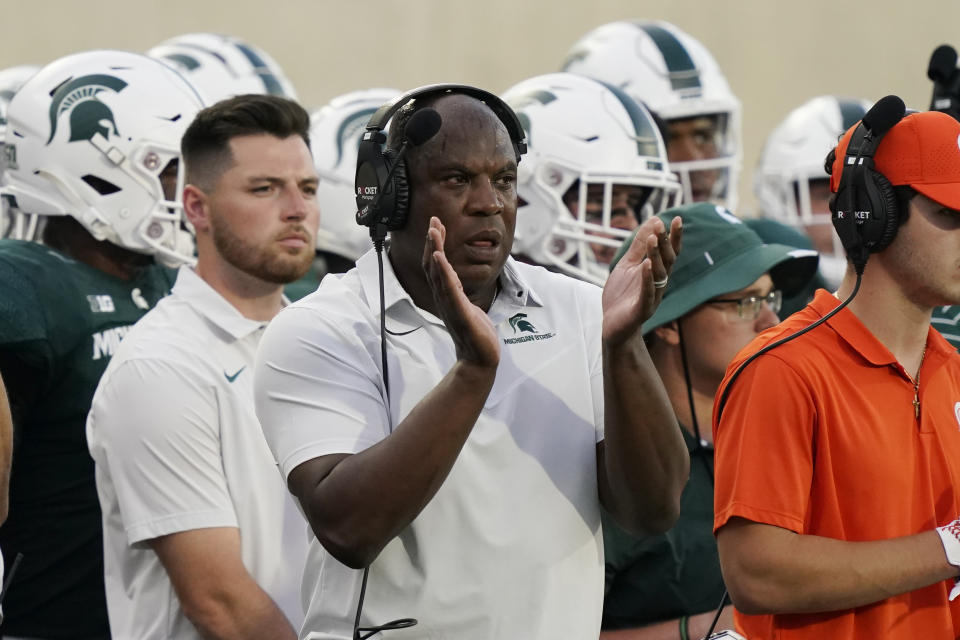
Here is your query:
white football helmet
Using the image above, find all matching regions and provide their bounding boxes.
[0,65,41,240]
[562,20,741,210]
[503,72,681,286]
[147,33,297,105]
[2,50,204,266]
[755,95,869,286]
[310,88,400,264]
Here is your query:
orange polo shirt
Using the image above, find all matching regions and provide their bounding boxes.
[713,290,960,640]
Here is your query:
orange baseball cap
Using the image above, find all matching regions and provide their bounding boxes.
[830,110,960,211]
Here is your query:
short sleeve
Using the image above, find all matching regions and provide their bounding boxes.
[712,352,816,535]
[254,305,389,481]
[90,358,236,545]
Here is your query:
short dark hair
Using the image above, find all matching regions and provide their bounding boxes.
[181,94,311,191]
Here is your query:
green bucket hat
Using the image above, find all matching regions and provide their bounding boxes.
[610,202,820,334]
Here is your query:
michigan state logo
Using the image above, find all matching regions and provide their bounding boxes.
[509,313,536,334]
[47,74,128,145]
[504,313,556,345]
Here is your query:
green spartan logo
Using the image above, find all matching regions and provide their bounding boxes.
[508,313,536,334]
[47,74,128,145]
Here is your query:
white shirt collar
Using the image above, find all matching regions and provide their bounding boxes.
[172,266,269,341]
[355,248,543,332]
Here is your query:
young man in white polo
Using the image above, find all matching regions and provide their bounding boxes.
[87,94,319,639]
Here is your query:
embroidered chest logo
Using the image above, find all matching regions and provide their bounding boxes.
[47,74,128,145]
[503,313,556,345]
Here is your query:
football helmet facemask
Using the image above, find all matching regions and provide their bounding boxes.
[0,65,41,240]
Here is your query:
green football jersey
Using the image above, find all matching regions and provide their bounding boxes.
[932,306,960,351]
[0,239,175,638]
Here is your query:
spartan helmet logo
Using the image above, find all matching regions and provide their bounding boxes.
[46,74,128,145]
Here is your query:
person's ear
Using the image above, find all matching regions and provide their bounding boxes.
[182,184,210,233]
[653,320,681,347]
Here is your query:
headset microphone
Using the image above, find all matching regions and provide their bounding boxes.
[860,94,906,135]
[928,45,957,83]
[355,107,442,242]
[928,44,960,120]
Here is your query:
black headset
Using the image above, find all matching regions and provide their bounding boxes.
[354,83,527,234]
[828,97,907,272]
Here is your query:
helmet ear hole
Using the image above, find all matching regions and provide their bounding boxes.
[81,175,122,196]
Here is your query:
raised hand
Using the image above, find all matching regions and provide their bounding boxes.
[602,215,683,346]
[421,216,501,369]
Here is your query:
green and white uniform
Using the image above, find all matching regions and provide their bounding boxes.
[0,239,174,639]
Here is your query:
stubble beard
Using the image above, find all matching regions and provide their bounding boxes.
[210,217,313,284]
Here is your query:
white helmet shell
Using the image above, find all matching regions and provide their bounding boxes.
[310,88,400,263]
[2,50,204,266]
[754,95,869,288]
[148,33,297,105]
[562,20,741,210]
[755,95,870,226]
[503,72,681,286]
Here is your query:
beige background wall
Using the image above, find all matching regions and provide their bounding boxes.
[5,0,959,213]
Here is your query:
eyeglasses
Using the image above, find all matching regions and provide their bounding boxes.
[708,289,782,320]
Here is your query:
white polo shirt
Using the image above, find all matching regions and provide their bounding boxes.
[87,266,308,640]
[254,250,606,640]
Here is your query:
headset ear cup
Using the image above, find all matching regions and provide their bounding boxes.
[389,156,410,230]
[871,171,901,252]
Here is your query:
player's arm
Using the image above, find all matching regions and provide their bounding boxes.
[598,216,689,534]
[284,217,499,569]
[150,527,296,640]
[717,517,956,614]
[0,371,12,524]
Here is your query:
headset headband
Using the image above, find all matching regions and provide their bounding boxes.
[364,83,527,159]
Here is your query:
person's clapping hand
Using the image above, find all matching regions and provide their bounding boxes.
[421,216,500,369]
[601,215,683,346]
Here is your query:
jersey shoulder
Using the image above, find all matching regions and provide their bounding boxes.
[0,240,176,352]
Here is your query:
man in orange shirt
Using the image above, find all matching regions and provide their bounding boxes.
[713,104,960,639]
